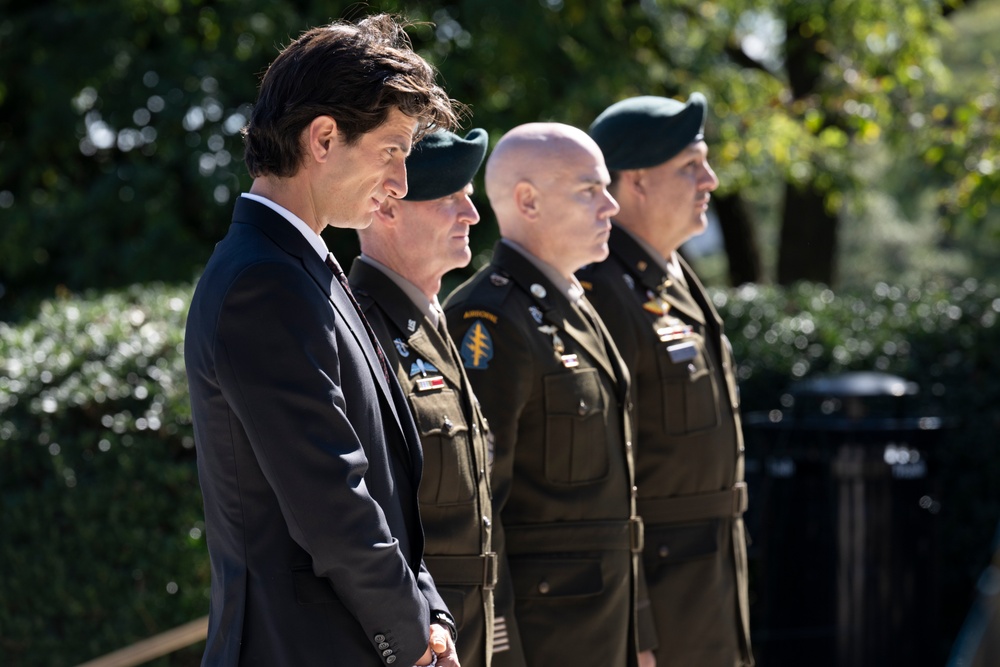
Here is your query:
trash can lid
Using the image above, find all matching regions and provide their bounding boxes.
[789,371,918,398]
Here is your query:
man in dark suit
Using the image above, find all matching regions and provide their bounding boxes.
[579,94,753,667]
[184,15,462,667]
[347,128,503,667]
[444,123,654,667]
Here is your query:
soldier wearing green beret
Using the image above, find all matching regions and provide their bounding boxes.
[578,94,754,667]
[348,128,501,667]
[444,123,655,667]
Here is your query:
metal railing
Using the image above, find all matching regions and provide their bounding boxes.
[74,616,208,667]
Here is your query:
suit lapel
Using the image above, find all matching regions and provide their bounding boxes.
[232,198,407,435]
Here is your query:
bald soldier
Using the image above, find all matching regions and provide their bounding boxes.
[578,94,754,666]
[444,123,654,667]
[348,129,500,667]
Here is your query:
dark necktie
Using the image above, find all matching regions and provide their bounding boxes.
[325,254,390,383]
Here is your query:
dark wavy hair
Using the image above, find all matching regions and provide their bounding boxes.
[242,14,461,178]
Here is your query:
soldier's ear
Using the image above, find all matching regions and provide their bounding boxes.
[622,168,646,200]
[513,180,540,221]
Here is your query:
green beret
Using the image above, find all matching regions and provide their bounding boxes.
[403,128,488,201]
[589,93,707,171]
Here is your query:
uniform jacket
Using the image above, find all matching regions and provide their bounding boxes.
[349,258,497,667]
[184,197,447,667]
[578,223,754,667]
[444,241,646,667]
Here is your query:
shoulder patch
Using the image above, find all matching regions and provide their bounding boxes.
[460,320,494,370]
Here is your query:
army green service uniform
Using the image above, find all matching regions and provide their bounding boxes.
[350,258,497,667]
[444,241,647,667]
[578,224,753,667]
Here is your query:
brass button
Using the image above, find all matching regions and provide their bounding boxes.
[577,399,588,416]
[538,580,551,594]
[442,417,453,434]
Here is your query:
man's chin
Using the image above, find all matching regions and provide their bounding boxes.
[329,214,374,231]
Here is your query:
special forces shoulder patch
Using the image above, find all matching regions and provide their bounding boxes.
[461,319,494,370]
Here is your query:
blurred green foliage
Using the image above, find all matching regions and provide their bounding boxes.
[0,284,204,666]
[2,279,999,663]
[2,0,999,314]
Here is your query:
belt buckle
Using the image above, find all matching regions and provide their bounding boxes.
[483,552,498,590]
[629,516,645,553]
[733,482,748,516]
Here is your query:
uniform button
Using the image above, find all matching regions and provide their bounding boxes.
[473,423,479,435]
[659,545,670,558]
[378,642,389,650]
[442,417,453,434]
[625,440,633,450]
[538,580,551,594]
[386,656,397,664]
[577,399,588,416]
[687,363,696,374]
[483,515,491,527]
[382,648,393,657]
[374,634,386,643]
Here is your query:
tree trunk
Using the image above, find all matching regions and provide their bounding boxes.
[712,192,763,286]
[776,14,838,286]
[777,181,838,286]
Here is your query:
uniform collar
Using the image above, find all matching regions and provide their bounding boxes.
[357,254,441,327]
[500,239,587,306]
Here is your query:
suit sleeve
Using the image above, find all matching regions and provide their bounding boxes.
[445,306,531,667]
[215,261,429,665]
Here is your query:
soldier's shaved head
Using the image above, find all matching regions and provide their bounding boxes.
[483,122,619,278]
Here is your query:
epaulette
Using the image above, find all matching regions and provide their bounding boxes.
[444,267,514,323]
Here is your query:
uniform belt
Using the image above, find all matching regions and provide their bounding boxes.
[423,553,498,590]
[637,482,748,525]
[504,518,645,555]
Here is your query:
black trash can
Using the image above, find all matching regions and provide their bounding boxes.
[743,371,945,667]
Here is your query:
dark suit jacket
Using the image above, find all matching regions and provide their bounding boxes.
[349,257,496,667]
[578,224,753,667]
[444,241,645,667]
[184,197,446,667]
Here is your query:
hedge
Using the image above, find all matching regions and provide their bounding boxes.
[2,279,998,664]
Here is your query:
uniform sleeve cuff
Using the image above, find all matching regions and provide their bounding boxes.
[431,610,458,643]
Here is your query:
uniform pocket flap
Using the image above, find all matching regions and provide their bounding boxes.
[509,557,604,599]
[543,368,603,416]
[644,521,719,565]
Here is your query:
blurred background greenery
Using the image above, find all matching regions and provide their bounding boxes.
[2,0,999,665]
